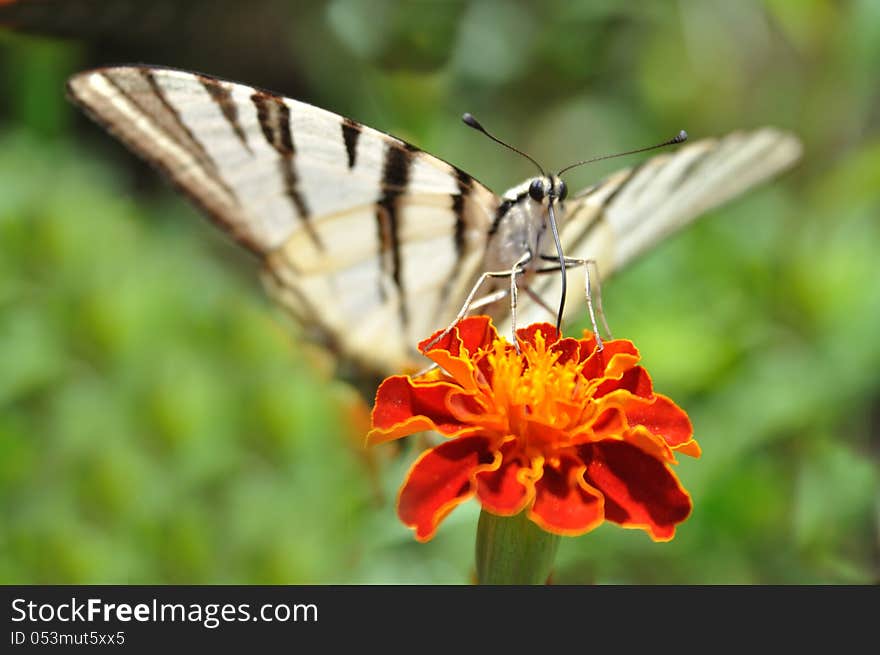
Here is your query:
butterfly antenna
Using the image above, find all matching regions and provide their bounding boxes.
[557,130,688,176]
[462,113,546,177]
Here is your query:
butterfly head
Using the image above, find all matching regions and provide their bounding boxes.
[527,175,568,205]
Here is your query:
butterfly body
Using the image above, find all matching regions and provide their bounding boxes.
[66,65,802,377]
[483,175,566,276]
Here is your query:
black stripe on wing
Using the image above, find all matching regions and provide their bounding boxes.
[199,74,252,153]
[451,168,471,259]
[376,143,415,326]
[251,90,323,250]
[341,117,361,169]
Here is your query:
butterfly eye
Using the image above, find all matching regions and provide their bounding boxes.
[528,179,546,201]
[557,180,568,201]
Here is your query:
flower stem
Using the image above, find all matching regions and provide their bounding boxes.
[475,509,561,584]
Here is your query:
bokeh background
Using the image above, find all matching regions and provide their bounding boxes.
[1,0,877,584]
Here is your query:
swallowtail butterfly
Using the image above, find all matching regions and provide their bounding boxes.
[66,65,802,376]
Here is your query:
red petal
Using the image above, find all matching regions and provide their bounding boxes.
[475,442,533,515]
[588,406,627,439]
[419,315,497,358]
[398,435,497,541]
[528,456,604,536]
[595,365,653,399]
[623,393,694,450]
[577,332,599,361]
[456,316,499,355]
[581,339,640,381]
[549,337,582,366]
[516,322,559,348]
[580,441,693,541]
[367,376,474,444]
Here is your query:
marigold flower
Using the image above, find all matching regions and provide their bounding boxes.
[367,316,701,542]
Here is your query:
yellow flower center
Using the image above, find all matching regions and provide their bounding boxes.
[483,329,595,455]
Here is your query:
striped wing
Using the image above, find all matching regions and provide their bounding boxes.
[509,128,803,330]
[67,66,499,375]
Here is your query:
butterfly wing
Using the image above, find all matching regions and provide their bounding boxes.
[67,65,500,375]
[506,128,803,331]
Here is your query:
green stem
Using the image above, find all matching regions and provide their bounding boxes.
[475,509,561,584]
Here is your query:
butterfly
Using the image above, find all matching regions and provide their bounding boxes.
[66,65,802,378]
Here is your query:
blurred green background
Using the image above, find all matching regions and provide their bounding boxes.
[0,0,877,584]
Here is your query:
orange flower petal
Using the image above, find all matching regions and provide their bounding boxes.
[528,455,604,536]
[523,419,574,448]
[447,390,508,432]
[580,440,693,541]
[367,376,476,445]
[675,439,702,458]
[419,317,499,392]
[426,351,478,391]
[398,435,498,542]
[624,426,677,464]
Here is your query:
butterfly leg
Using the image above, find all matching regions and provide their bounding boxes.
[468,287,511,312]
[421,262,526,353]
[508,251,534,352]
[537,256,612,349]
